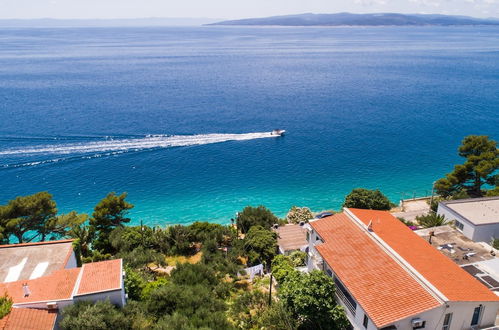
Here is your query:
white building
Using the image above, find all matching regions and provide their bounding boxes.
[0,240,126,330]
[306,208,499,330]
[437,196,499,243]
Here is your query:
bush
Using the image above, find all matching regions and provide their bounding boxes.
[236,206,279,234]
[60,300,130,330]
[244,226,278,267]
[286,206,313,224]
[271,255,298,284]
[0,293,12,319]
[124,267,147,301]
[279,270,348,330]
[289,251,307,267]
[343,188,394,210]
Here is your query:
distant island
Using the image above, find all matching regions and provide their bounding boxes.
[0,17,221,28]
[210,13,499,27]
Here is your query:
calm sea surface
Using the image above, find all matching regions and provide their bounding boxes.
[0,26,498,226]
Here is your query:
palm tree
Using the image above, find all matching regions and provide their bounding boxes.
[416,213,449,229]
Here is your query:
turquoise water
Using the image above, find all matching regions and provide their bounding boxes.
[0,26,498,226]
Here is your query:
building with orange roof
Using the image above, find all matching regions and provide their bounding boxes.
[0,239,126,329]
[305,208,499,330]
[0,308,57,330]
[0,259,125,310]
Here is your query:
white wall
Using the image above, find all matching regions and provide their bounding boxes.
[385,301,499,330]
[474,224,499,243]
[64,251,77,269]
[438,204,476,239]
[73,289,125,307]
[438,203,499,243]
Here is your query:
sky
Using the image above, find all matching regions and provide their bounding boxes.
[2,0,499,20]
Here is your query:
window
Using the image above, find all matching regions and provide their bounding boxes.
[442,313,452,330]
[326,268,333,277]
[306,231,310,241]
[471,306,482,326]
[363,314,369,328]
[455,220,464,231]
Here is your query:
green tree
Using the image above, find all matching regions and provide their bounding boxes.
[271,254,299,284]
[90,192,133,252]
[60,300,130,330]
[244,225,278,267]
[435,135,499,198]
[279,270,349,330]
[0,293,13,319]
[416,213,449,228]
[257,300,298,330]
[47,211,87,238]
[124,266,147,301]
[67,223,94,258]
[146,284,231,329]
[170,263,219,289]
[229,290,270,329]
[163,225,194,255]
[0,192,57,243]
[343,188,393,210]
[286,206,313,224]
[237,206,278,234]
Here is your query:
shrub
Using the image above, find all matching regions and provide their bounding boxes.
[60,300,130,330]
[0,294,12,319]
[236,206,279,234]
[343,188,394,210]
[286,206,313,224]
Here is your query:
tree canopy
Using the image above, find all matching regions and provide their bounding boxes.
[90,192,134,252]
[243,225,278,267]
[343,188,393,210]
[286,206,313,224]
[236,206,278,234]
[0,192,57,243]
[279,270,349,330]
[435,135,498,198]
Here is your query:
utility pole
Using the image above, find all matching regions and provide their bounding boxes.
[429,181,436,213]
[268,273,273,306]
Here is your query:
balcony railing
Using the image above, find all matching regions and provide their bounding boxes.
[335,287,356,317]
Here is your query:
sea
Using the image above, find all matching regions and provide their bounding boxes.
[0,26,498,226]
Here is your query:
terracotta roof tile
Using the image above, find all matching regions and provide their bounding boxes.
[311,213,441,327]
[0,308,57,330]
[76,259,122,295]
[348,208,499,302]
[0,268,80,304]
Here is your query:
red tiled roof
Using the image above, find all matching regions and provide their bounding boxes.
[0,268,80,304]
[348,208,499,302]
[311,213,441,327]
[0,259,123,304]
[76,259,122,296]
[0,308,57,330]
[0,239,74,249]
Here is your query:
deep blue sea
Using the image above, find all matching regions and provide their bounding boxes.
[0,26,498,226]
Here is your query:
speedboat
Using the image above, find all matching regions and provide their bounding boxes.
[271,129,286,136]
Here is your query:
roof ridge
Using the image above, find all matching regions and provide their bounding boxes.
[0,239,74,249]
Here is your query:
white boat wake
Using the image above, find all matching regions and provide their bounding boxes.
[0,132,281,168]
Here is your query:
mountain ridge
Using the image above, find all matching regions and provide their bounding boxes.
[209,12,499,26]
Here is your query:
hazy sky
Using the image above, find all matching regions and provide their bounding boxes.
[2,0,499,19]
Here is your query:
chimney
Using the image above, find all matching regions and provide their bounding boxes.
[22,283,31,297]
